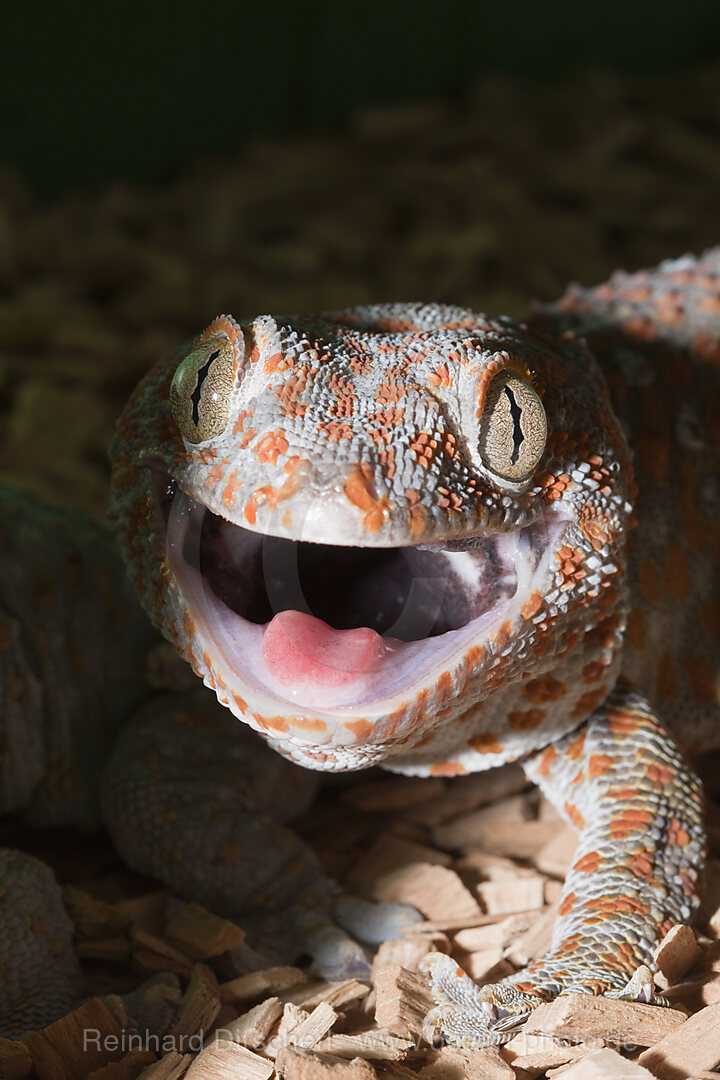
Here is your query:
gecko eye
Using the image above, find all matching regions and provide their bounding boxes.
[170,337,236,443]
[478,370,546,481]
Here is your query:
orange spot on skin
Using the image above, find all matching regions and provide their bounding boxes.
[436,671,453,701]
[668,819,690,847]
[428,362,452,388]
[205,462,225,489]
[521,592,543,621]
[645,763,675,785]
[244,484,276,525]
[183,610,196,640]
[344,718,373,740]
[564,733,586,761]
[344,465,391,533]
[574,851,603,873]
[233,409,254,437]
[588,754,613,778]
[222,472,241,509]
[468,732,504,754]
[582,661,609,683]
[430,761,469,777]
[292,716,327,732]
[464,644,484,670]
[255,714,289,733]
[609,809,653,839]
[522,674,567,703]
[404,489,428,541]
[255,429,289,465]
[571,688,609,719]
[565,803,586,830]
[558,892,576,916]
[536,745,557,778]
[607,710,644,736]
[507,708,545,731]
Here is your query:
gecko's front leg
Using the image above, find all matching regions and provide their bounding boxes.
[423,686,705,1047]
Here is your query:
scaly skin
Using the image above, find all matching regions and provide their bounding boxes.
[0,251,718,1041]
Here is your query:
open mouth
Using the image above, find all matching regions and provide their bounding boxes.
[162,479,566,719]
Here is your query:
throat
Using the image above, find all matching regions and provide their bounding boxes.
[197,516,507,643]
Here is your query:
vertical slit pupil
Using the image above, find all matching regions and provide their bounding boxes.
[503,384,524,465]
[190,350,220,425]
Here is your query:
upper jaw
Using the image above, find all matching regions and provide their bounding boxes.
[163,480,570,728]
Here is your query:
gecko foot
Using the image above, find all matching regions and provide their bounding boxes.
[420,952,545,1048]
[420,954,669,1048]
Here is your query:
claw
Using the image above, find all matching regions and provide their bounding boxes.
[607,965,667,1006]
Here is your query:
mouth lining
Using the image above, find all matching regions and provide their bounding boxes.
[197,514,516,644]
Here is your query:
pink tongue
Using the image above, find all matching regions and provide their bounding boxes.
[263,610,386,688]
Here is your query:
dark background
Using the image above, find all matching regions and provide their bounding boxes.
[4,0,720,195]
[1,2,719,512]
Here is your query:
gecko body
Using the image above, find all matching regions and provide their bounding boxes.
[1,251,718,1044]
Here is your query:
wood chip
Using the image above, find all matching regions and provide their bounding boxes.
[164,903,246,961]
[315,1031,413,1062]
[549,1046,656,1078]
[502,1033,599,1077]
[504,902,558,968]
[532,823,579,877]
[374,964,434,1040]
[77,936,133,962]
[400,909,541,935]
[464,947,512,982]
[292,980,371,1011]
[403,765,529,827]
[170,964,222,1040]
[476,875,546,915]
[220,966,307,1005]
[116,892,170,938]
[0,1036,33,1080]
[137,1053,192,1080]
[365,862,482,921]
[453,912,537,953]
[276,1046,376,1079]
[131,929,195,978]
[419,1044,514,1079]
[345,836,451,896]
[218,996,282,1049]
[288,1003,339,1049]
[665,971,720,1011]
[185,1039,274,1079]
[653,924,701,985]
[434,814,560,858]
[26,997,125,1080]
[265,1003,311,1057]
[523,994,687,1047]
[62,885,131,941]
[343,776,445,811]
[637,1001,720,1078]
[87,1050,158,1079]
[371,934,450,977]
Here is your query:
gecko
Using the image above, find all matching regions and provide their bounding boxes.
[0,250,718,1045]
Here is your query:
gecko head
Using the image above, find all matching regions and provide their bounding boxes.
[111,304,633,773]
